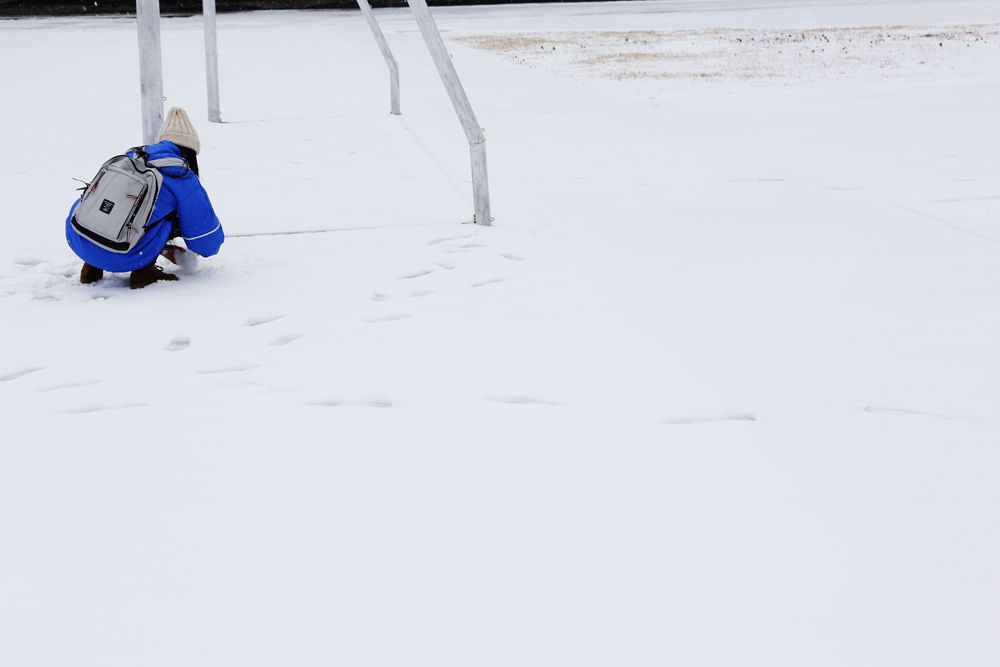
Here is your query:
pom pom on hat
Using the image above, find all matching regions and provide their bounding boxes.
[158,107,201,154]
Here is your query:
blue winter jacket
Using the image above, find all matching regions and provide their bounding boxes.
[66,141,224,272]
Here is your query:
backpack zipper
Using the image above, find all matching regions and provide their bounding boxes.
[118,187,147,241]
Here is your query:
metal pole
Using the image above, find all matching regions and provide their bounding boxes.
[357,0,400,115]
[136,0,164,144]
[406,0,491,225]
[203,0,222,123]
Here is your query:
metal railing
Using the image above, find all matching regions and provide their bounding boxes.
[136,0,492,225]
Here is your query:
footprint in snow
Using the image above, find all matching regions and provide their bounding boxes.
[861,405,989,422]
[398,268,434,280]
[426,233,476,246]
[484,395,560,406]
[195,363,261,375]
[364,313,412,323]
[471,277,509,288]
[62,402,146,414]
[37,379,102,392]
[244,314,284,327]
[164,337,190,352]
[307,397,393,408]
[500,253,526,262]
[0,366,44,382]
[407,289,435,298]
[726,177,786,183]
[435,260,456,270]
[270,333,304,346]
[661,414,756,425]
[371,291,393,302]
[216,378,277,392]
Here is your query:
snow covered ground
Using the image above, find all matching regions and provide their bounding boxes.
[1,0,999,664]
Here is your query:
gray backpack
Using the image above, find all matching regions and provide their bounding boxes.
[71,148,186,253]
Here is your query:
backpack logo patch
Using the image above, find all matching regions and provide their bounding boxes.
[99,199,115,214]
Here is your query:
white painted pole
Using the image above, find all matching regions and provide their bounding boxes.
[136,0,164,144]
[406,0,491,225]
[203,0,222,123]
[357,0,400,115]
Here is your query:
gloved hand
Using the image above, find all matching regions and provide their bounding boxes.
[162,243,199,271]
[161,243,186,265]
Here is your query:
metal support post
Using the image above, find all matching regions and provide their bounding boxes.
[357,0,400,115]
[203,0,222,122]
[136,0,165,144]
[406,0,492,225]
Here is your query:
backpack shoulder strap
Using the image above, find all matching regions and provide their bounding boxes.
[148,157,187,169]
[130,146,188,172]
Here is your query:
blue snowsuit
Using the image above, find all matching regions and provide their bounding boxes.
[66,141,224,272]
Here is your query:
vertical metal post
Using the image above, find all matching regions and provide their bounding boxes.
[136,0,164,144]
[203,0,222,123]
[406,0,491,225]
[357,0,400,115]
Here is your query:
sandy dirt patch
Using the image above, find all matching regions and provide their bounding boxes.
[457,25,1000,84]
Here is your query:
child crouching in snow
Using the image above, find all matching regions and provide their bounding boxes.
[66,107,225,289]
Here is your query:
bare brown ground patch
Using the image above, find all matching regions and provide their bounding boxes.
[458,33,579,51]
[579,51,714,66]
[455,24,1000,84]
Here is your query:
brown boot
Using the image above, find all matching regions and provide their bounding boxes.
[130,263,179,289]
[80,263,103,284]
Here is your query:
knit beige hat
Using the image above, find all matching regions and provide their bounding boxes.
[158,107,201,154]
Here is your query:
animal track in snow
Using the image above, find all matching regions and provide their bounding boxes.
[500,253,526,261]
[195,363,261,375]
[307,397,393,408]
[371,291,393,302]
[435,260,456,270]
[36,379,102,392]
[270,333,304,346]
[164,337,190,352]
[407,289,435,298]
[244,314,284,327]
[0,366,44,382]
[398,268,434,280]
[471,277,509,288]
[484,395,561,406]
[364,313,412,323]
[661,413,756,425]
